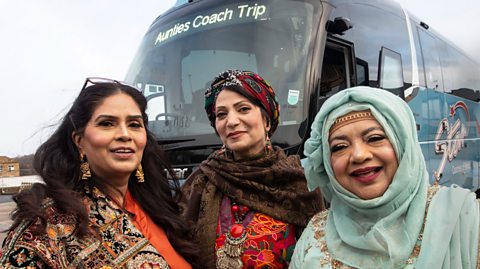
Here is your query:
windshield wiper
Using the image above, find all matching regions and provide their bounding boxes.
[157,138,196,145]
[161,142,222,151]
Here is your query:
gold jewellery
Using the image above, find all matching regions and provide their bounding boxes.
[136,164,145,183]
[79,154,145,183]
[80,154,92,180]
[216,201,250,269]
[330,110,375,133]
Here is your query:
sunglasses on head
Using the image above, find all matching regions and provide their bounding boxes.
[81,77,142,92]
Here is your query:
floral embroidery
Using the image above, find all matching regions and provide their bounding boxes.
[311,186,439,268]
[216,212,296,268]
[0,187,171,268]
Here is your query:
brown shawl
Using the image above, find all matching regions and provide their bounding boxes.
[178,146,324,269]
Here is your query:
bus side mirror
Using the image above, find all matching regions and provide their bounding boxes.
[326,17,353,35]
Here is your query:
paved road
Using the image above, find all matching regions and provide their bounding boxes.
[0,202,15,243]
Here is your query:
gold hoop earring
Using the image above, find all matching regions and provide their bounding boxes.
[80,154,91,180]
[136,163,145,183]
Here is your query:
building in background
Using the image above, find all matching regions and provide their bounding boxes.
[0,156,20,177]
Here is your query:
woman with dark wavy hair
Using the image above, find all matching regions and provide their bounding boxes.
[0,78,197,268]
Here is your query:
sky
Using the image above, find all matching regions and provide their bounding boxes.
[0,0,479,158]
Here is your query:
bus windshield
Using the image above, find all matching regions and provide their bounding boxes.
[126,0,320,146]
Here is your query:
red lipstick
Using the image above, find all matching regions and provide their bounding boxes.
[350,166,382,183]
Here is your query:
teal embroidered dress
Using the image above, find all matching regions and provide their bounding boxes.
[290,87,480,269]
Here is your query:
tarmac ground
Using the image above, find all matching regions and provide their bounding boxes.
[0,202,15,243]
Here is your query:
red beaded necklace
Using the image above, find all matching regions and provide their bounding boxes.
[216,200,250,269]
[229,203,250,238]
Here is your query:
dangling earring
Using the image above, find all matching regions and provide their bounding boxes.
[265,134,272,154]
[80,154,91,180]
[220,144,233,158]
[219,144,227,154]
[136,163,145,183]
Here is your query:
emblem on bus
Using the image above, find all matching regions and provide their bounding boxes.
[165,168,190,180]
[433,101,470,183]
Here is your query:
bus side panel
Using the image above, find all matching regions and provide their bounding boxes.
[415,24,480,190]
[443,95,478,189]
[333,0,480,190]
[405,87,432,178]
[405,91,479,190]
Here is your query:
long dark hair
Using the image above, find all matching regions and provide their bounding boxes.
[11,81,198,266]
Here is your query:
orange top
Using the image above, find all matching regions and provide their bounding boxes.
[124,191,192,269]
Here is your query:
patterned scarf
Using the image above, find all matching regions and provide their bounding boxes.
[204,70,280,136]
[179,147,324,269]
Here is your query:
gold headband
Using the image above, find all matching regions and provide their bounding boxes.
[330,110,375,133]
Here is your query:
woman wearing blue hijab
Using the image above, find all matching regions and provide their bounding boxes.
[290,87,479,269]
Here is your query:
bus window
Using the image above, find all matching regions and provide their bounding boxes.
[378,47,404,96]
[320,47,347,97]
[343,2,412,89]
[319,40,354,98]
[125,0,319,144]
[444,45,480,98]
[418,28,444,92]
[355,58,369,86]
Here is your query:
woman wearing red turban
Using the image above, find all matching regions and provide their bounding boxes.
[178,70,324,269]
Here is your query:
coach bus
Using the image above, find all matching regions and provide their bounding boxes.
[125,0,480,190]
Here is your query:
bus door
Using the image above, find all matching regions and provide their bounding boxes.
[317,37,355,108]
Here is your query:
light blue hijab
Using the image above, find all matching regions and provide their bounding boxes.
[303,86,478,268]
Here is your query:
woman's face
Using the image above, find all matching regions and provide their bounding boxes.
[73,93,147,182]
[329,118,398,199]
[215,89,270,160]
